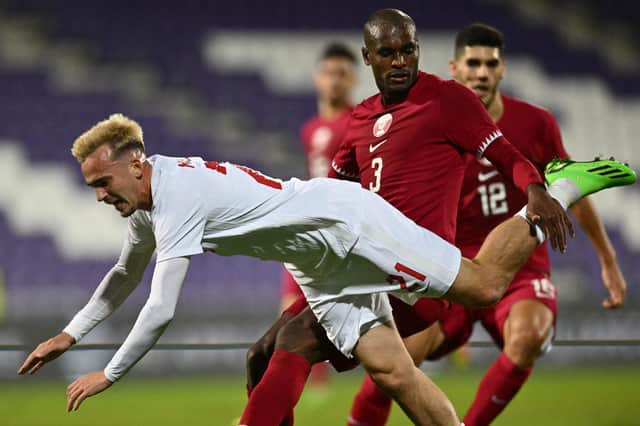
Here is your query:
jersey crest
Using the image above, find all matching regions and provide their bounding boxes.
[373,113,393,137]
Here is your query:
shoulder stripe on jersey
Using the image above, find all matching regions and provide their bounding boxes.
[477,130,503,156]
[331,160,359,179]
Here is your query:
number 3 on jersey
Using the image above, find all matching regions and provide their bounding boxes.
[370,157,383,193]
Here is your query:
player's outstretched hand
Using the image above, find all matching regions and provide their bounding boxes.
[601,261,626,309]
[18,332,75,375]
[526,183,575,252]
[66,371,113,412]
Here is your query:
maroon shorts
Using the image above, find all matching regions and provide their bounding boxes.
[427,270,558,360]
[284,294,447,372]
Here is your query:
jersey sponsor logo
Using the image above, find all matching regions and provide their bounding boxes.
[369,139,388,153]
[477,170,499,182]
[373,113,393,137]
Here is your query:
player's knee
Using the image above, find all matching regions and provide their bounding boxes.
[246,334,277,388]
[246,339,269,368]
[506,327,550,366]
[367,361,414,398]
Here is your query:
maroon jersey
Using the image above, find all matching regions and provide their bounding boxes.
[456,95,569,275]
[301,108,353,178]
[330,72,541,243]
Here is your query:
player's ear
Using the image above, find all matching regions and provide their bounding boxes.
[361,47,371,66]
[129,157,144,179]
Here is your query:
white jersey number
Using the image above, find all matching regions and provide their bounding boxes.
[205,161,283,189]
[531,278,556,299]
[478,182,508,216]
[369,157,383,193]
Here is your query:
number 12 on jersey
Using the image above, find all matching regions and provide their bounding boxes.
[478,182,508,216]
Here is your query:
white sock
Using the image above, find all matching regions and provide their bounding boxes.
[515,206,547,244]
[547,178,581,210]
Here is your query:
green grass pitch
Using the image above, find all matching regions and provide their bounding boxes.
[3,365,639,425]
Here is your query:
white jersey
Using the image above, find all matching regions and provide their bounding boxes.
[65,154,461,380]
[132,155,372,288]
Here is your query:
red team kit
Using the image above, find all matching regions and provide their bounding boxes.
[285,71,555,364]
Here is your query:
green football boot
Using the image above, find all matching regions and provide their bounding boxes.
[545,157,637,198]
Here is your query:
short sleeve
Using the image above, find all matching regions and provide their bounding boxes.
[329,119,359,181]
[439,80,504,155]
[153,178,205,262]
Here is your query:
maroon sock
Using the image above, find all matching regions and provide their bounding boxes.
[348,374,392,426]
[463,352,532,426]
[309,361,330,387]
[246,385,294,425]
[240,349,310,426]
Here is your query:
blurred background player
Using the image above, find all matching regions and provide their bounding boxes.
[280,42,357,311]
[279,42,357,394]
[348,22,628,426]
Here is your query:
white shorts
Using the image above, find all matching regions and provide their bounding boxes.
[285,188,462,357]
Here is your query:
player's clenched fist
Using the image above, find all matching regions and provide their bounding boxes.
[17,332,75,375]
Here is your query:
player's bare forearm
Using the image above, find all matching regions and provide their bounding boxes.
[570,197,626,308]
[570,197,616,264]
[66,371,113,412]
[18,332,75,375]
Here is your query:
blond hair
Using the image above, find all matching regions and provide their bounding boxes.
[71,113,145,163]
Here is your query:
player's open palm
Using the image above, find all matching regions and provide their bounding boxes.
[66,371,112,411]
[18,332,75,375]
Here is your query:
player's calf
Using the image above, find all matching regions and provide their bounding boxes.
[355,323,459,425]
[274,307,329,365]
[246,313,290,389]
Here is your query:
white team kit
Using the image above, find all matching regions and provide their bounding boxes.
[64,155,461,380]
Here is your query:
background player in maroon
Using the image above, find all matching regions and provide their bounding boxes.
[348,23,628,426]
[279,42,358,394]
[280,42,357,311]
[241,9,575,425]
